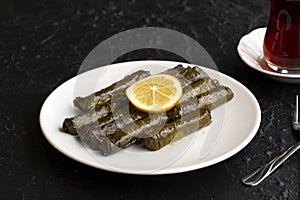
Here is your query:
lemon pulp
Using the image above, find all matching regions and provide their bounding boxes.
[126,74,182,113]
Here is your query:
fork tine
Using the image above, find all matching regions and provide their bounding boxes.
[295,95,299,123]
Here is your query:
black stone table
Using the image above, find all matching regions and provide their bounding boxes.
[0,0,299,199]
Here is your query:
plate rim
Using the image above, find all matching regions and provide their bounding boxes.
[39,60,261,175]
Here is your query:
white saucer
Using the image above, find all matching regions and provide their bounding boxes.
[237,27,300,84]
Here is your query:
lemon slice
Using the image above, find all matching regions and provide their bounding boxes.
[126,74,182,113]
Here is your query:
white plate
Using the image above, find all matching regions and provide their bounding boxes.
[39,60,261,175]
[237,27,300,84]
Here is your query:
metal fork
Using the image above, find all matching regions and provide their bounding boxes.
[242,95,300,186]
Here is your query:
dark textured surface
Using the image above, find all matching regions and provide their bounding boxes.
[0,0,299,199]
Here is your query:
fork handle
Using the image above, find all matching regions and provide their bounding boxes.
[242,141,300,186]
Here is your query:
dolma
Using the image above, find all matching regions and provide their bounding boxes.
[76,86,233,156]
[93,65,209,112]
[141,108,212,150]
[99,85,233,138]
[74,65,185,112]
[63,76,219,135]
[73,70,151,111]
[167,86,234,120]
[63,101,114,135]
[63,66,215,134]
[183,66,209,82]
[77,114,169,156]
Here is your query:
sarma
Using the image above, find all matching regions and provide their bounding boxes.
[93,65,209,112]
[141,108,212,150]
[61,64,235,156]
[74,65,186,112]
[63,65,216,134]
[73,70,151,111]
[77,114,168,156]
[76,86,233,156]
[63,76,219,135]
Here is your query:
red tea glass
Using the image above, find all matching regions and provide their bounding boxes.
[263,0,300,73]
